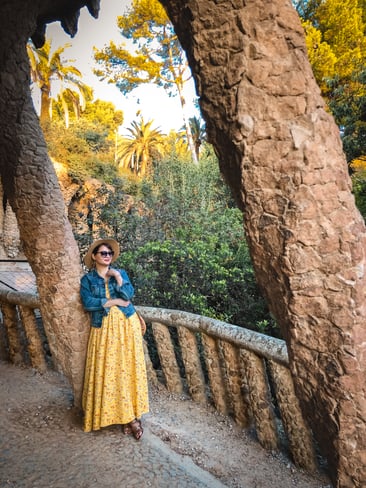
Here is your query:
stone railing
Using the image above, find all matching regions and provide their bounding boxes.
[0,289,48,372]
[0,291,318,474]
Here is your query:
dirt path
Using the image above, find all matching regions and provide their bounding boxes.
[0,361,332,487]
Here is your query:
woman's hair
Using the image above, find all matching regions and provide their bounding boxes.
[92,242,113,256]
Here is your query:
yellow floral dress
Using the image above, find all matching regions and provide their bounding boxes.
[82,285,149,432]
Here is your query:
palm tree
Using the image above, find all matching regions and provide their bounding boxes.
[189,116,206,162]
[27,39,93,127]
[94,0,199,164]
[117,117,163,177]
[178,116,206,162]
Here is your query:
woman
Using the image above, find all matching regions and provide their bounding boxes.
[80,238,149,440]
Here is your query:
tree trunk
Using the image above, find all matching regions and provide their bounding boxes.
[160,0,366,486]
[177,81,198,164]
[0,1,90,407]
[139,153,148,178]
[40,86,51,125]
[167,41,198,164]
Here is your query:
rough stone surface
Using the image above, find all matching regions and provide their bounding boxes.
[0,1,90,407]
[160,1,366,486]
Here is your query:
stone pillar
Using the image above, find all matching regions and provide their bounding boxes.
[0,0,90,406]
[161,0,366,485]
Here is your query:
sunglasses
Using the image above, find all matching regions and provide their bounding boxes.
[95,251,114,257]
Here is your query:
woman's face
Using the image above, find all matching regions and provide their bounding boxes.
[92,244,114,267]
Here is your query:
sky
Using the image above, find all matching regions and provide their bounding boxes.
[42,0,198,134]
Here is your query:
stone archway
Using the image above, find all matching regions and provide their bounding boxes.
[0,1,365,486]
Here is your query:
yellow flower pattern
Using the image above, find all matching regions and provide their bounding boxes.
[82,285,149,432]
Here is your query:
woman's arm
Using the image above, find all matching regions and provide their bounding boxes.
[80,276,107,311]
[108,268,135,300]
[80,274,131,310]
[103,297,131,307]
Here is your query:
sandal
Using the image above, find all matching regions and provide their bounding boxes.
[122,424,132,435]
[130,419,143,441]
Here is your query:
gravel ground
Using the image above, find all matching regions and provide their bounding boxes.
[0,361,332,488]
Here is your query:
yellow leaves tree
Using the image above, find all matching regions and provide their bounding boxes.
[298,0,366,89]
[302,20,337,91]
[93,0,198,163]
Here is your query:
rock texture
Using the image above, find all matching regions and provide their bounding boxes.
[0,181,23,260]
[0,1,92,406]
[161,1,366,487]
[0,0,365,486]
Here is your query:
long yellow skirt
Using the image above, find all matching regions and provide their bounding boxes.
[82,307,149,432]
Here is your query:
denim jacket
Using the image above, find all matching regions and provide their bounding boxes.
[80,268,136,328]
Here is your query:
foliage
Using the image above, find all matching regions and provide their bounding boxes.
[27,39,93,126]
[350,158,366,219]
[43,121,116,184]
[298,0,366,92]
[326,71,366,163]
[302,20,337,91]
[41,97,126,183]
[94,0,190,96]
[93,0,198,162]
[53,98,123,133]
[315,0,366,81]
[121,237,274,333]
[90,154,277,336]
[293,0,322,21]
[297,0,366,215]
[117,117,164,176]
[160,129,191,160]
[180,116,207,162]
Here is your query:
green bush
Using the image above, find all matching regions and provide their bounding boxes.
[42,119,118,184]
[119,236,276,334]
[80,152,279,336]
[352,171,366,220]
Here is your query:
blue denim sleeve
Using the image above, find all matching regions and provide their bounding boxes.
[115,269,135,300]
[80,275,108,311]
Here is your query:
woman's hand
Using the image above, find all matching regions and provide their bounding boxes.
[106,268,122,286]
[104,298,130,308]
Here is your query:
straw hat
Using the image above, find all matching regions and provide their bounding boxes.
[83,238,120,269]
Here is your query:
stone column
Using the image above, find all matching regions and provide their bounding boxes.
[161,0,366,485]
[0,0,90,406]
